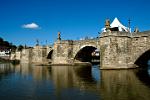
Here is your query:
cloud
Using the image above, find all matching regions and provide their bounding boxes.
[22,23,40,29]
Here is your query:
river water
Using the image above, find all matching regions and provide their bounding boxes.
[0,63,150,100]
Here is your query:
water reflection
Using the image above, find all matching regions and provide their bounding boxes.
[0,63,150,100]
[50,65,99,92]
[0,63,14,74]
[0,63,55,100]
[148,60,150,75]
[136,68,150,89]
[0,63,15,82]
[49,65,101,99]
[14,63,50,81]
[100,69,150,100]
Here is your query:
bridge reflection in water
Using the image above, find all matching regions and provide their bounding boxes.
[0,63,150,100]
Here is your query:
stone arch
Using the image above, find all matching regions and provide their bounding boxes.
[134,49,150,67]
[47,50,53,59]
[74,46,100,63]
[73,42,99,58]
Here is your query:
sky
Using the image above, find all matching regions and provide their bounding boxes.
[0,0,150,46]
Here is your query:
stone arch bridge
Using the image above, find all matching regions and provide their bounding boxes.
[15,31,150,69]
[50,31,150,69]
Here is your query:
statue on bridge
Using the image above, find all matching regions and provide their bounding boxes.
[134,27,139,33]
[105,19,110,31]
[36,39,39,46]
[57,32,61,40]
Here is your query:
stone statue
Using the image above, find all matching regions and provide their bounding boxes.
[57,32,61,40]
[134,27,139,33]
[105,19,110,30]
[36,39,39,46]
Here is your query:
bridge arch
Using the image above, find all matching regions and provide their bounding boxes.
[134,49,150,67]
[74,46,100,63]
[47,50,53,59]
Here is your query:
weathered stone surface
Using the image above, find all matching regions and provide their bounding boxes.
[52,40,74,64]
[20,49,32,63]
[11,31,150,69]
[10,51,21,61]
[99,31,150,69]
[13,46,52,64]
[52,31,150,69]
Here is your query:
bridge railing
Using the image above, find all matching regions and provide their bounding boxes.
[100,31,150,38]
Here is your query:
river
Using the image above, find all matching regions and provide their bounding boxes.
[0,63,150,100]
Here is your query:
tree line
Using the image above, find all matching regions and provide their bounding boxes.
[0,37,24,52]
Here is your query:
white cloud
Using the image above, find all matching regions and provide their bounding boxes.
[22,23,40,29]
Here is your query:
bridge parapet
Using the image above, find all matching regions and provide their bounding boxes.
[100,31,150,38]
[132,31,150,37]
[100,31,131,37]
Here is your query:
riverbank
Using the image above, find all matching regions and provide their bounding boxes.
[0,57,20,64]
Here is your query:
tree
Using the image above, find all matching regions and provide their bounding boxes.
[0,37,4,45]
[11,45,17,52]
[0,37,17,52]
[0,37,3,42]
[18,45,24,51]
[3,41,9,47]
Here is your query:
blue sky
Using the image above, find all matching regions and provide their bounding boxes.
[0,0,150,46]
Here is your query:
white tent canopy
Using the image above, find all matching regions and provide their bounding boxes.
[102,17,129,32]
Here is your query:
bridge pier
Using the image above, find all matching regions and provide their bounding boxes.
[99,32,137,69]
[52,40,74,65]
[99,31,150,69]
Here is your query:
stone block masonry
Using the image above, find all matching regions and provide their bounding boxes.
[11,31,150,69]
[52,31,150,69]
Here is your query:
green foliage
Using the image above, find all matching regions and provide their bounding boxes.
[0,37,17,52]
[18,45,24,51]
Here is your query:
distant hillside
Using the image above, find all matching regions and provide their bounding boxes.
[0,37,17,52]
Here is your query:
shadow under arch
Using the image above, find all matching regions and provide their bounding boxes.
[135,49,150,67]
[47,50,53,59]
[136,68,150,88]
[74,46,100,64]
